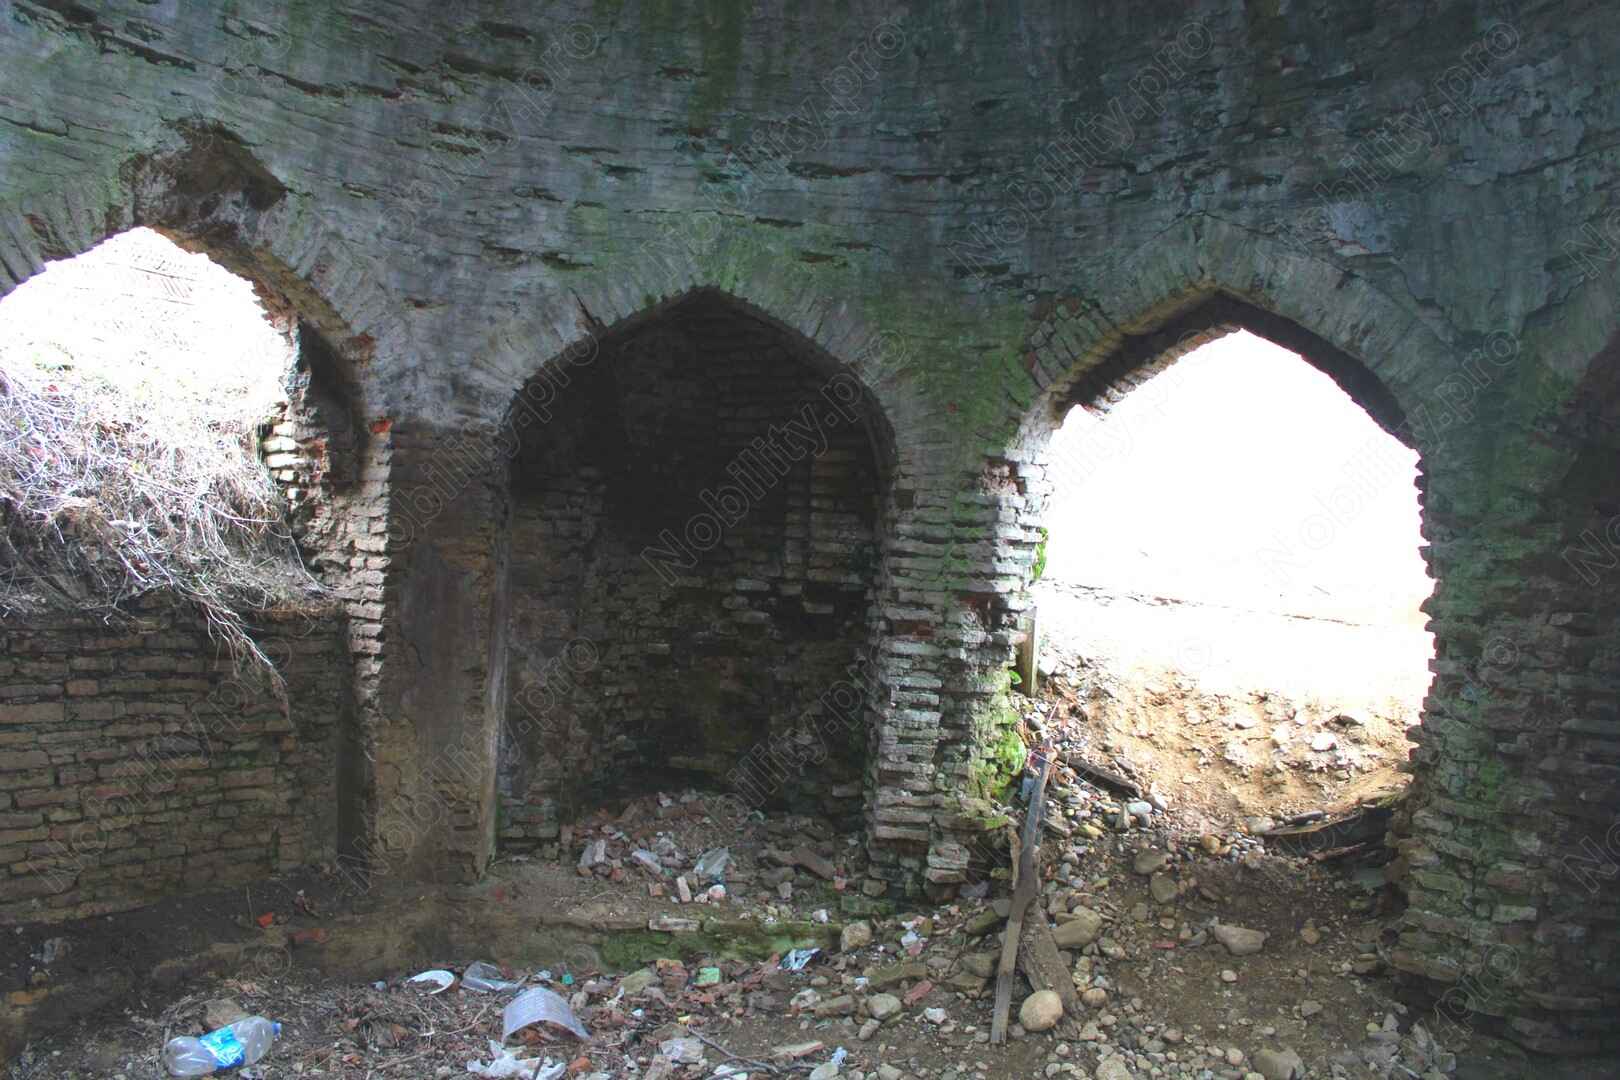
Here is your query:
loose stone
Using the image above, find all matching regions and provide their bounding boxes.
[1019,990,1063,1032]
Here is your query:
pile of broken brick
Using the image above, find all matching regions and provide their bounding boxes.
[566,789,863,909]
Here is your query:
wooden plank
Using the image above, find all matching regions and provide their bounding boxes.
[988,844,1031,1044]
[990,745,1054,1045]
[1014,609,1039,697]
[1018,914,1083,1029]
[1061,752,1141,799]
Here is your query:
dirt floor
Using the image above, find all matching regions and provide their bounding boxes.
[2,785,1561,1080]
[0,804,1586,1080]
[1030,580,1432,829]
[0,789,1536,1079]
[1,585,1601,1080]
[0,807,1437,1080]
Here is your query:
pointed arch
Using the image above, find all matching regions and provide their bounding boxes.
[485,283,910,845]
[0,119,414,885]
[968,214,1620,1048]
[0,121,406,410]
[1016,215,1485,461]
[468,243,927,447]
[505,285,903,481]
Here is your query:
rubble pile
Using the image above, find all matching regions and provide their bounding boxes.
[560,790,864,914]
[12,774,1453,1078]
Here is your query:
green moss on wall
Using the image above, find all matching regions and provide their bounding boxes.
[978,721,1026,796]
[686,1,749,129]
[965,670,1025,800]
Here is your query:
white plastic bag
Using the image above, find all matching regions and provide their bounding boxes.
[694,846,732,882]
[465,1040,563,1078]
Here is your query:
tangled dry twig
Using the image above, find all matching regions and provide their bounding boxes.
[0,340,322,681]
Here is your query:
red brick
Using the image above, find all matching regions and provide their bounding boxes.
[0,750,50,771]
[14,788,78,810]
[0,703,64,725]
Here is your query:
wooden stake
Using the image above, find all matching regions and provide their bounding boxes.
[990,745,1054,1045]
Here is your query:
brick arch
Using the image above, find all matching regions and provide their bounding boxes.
[392,271,942,885]
[1016,215,1470,456]
[0,122,408,567]
[469,253,929,453]
[1003,250,1447,852]
[466,272,947,887]
[907,228,1464,913]
[992,220,1458,792]
[0,122,406,895]
[490,288,906,845]
[979,218,1620,1053]
[1043,294,1411,442]
[495,285,905,482]
[0,122,407,405]
[482,281,959,860]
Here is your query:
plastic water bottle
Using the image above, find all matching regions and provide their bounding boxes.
[162,1016,281,1076]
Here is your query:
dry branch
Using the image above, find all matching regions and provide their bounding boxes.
[0,343,322,679]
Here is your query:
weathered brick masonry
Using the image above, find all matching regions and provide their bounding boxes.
[1,0,1618,1052]
[499,295,883,845]
[0,605,350,926]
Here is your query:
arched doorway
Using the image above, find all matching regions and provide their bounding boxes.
[0,224,364,922]
[974,282,1620,1054]
[1035,327,1434,825]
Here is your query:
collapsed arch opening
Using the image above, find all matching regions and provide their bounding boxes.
[0,226,307,642]
[0,225,356,926]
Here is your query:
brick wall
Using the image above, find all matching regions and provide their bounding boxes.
[260,321,369,553]
[0,603,350,925]
[1384,359,1620,1054]
[497,300,882,848]
[258,320,394,880]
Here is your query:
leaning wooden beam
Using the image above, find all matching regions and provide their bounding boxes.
[1008,824,1022,891]
[990,837,1036,1043]
[990,745,1055,1045]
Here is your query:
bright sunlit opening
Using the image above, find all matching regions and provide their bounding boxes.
[1043,330,1431,629]
[0,226,288,418]
[0,226,303,661]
